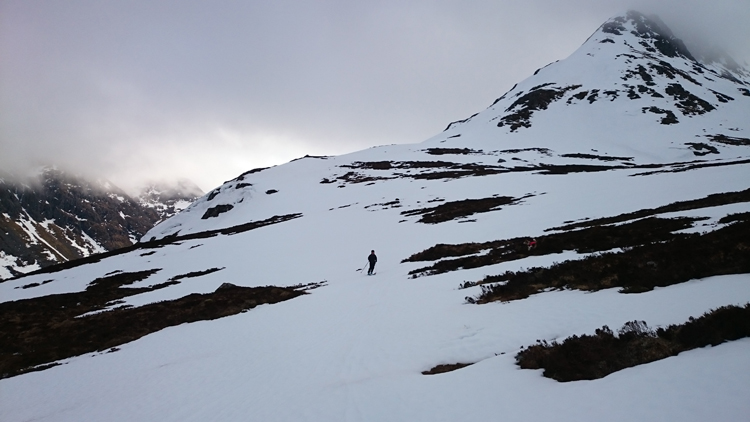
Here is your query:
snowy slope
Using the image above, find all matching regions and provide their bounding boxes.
[1,12,750,422]
[142,12,750,242]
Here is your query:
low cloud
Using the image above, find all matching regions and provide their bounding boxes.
[1,0,747,192]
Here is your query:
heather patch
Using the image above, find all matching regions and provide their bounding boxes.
[471,218,750,303]
[400,195,529,224]
[516,304,750,382]
[422,362,474,375]
[0,269,312,379]
[405,216,697,277]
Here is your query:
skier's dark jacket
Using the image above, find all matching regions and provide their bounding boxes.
[368,253,377,264]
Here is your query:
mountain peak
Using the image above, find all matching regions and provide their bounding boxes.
[598,11,695,61]
[433,9,750,164]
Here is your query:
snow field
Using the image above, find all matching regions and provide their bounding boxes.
[2,12,750,421]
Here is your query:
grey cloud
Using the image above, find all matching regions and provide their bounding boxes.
[1,0,748,192]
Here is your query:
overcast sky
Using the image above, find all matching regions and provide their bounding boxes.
[2,0,749,193]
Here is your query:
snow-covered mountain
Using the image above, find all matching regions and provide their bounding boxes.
[143,11,749,242]
[136,179,204,224]
[1,12,749,422]
[0,168,201,279]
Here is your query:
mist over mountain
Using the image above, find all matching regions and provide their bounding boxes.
[1,12,749,422]
[2,1,748,193]
[0,168,201,279]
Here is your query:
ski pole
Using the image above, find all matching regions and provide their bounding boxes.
[357,261,369,272]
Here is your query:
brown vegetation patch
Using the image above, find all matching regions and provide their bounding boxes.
[664,83,715,116]
[648,60,700,84]
[364,199,401,210]
[405,216,697,277]
[710,89,734,103]
[234,167,270,181]
[560,153,634,162]
[632,158,750,176]
[506,160,708,176]
[401,195,528,224]
[422,362,474,375]
[473,218,750,303]
[641,106,679,124]
[202,204,234,219]
[534,164,623,174]
[686,142,720,156]
[290,154,329,162]
[516,304,750,382]
[405,164,505,180]
[169,267,224,282]
[497,85,582,132]
[708,134,750,146]
[0,269,308,379]
[549,187,750,231]
[330,171,394,184]
[334,161,507,182]
[423,148,483,155]
[718,212,750,224]
[330,156,725,182]
[498,147,552,155]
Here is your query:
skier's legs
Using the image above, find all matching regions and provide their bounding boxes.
[368,262,375,275]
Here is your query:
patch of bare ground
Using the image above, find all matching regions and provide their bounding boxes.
[518,159,743,175]
[507,160,710,176]
[9,213,302,280]
[719,212,750,224]
[497,85,582,131]
[0,269,312,379]
[498,147,552,155]
[708,134,750,146]
[321,171,394,185]
[423,148,483,155]
[633,158,750,176]
[422,362,474,375]
[548,187,750,231]
[364,199,401,210]
[533,164,625,174]
[516,304,750,382]
[328,157,736,183]
[405,164,505,180]
[473,217,750,303]
[559,153,634,162]
[169,267,224,282]
[334,161,507,182]
[405,216,698,277]
[685,142,719,156]
[400,195,531,224]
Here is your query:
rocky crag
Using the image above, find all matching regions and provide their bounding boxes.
[0,168,201,279]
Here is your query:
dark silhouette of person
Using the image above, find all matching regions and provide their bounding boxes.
[368,250,377,275]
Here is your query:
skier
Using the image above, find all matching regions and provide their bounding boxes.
[367,250,377,275]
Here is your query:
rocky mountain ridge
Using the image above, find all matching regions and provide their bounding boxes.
[0,168,201,279]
